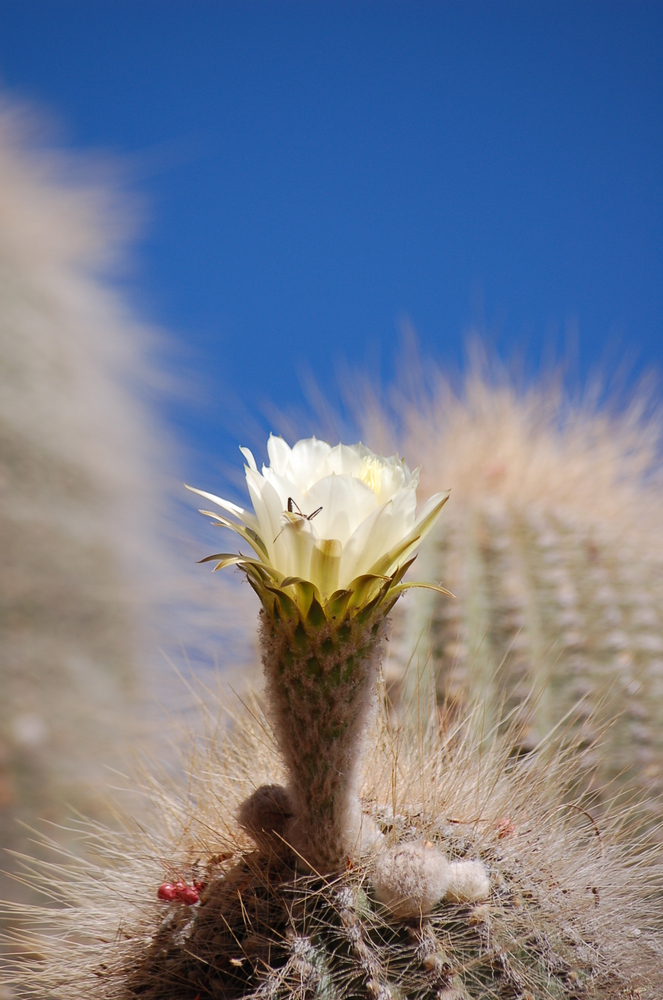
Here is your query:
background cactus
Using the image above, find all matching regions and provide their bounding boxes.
[350,362,663,821]
[0,102,158,911]
[0,100,254,933]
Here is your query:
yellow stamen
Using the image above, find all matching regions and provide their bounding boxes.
[358,456,384,496]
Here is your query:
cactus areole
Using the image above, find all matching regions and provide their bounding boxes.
[189,436,450,871]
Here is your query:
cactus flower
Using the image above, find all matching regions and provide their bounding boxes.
[187,435,450,615]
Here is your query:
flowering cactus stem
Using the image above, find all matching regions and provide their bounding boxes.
[188,435,450,874]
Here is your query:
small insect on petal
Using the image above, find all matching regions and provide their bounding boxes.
[157,883,178,901]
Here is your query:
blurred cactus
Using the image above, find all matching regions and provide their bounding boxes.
[361,360,663,818]
[0,101,167,906]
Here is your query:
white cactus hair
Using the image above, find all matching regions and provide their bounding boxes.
[357,338,663,524]
[371,842,490,919]
[2,682,663,997]
[445,860,490,905]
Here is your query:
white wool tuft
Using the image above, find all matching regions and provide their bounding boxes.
[446,860,490,903]
[372,841,451,918]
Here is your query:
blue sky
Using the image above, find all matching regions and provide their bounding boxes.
[1,1,662,481]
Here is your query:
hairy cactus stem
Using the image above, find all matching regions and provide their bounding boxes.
[259,599,390,874]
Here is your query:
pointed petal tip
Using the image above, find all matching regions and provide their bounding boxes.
[239,445,258,471]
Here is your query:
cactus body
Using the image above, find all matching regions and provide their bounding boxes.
[397,503,663,808]
[363,370,663,818]
[4,698,662,999]
[5,402,663,1000]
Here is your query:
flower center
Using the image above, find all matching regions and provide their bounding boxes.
[357,456,384,497]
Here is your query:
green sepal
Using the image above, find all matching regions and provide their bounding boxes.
[246,575,275,615]
[264,585,299,621]
[243,563,281,595]
[307,595,327,629]
[379,594,401,618]
[197,552,244,567]
[199,554,284,590]
[353,579,392,626]
[249,562,279,584]
[389,554,418,587]
[366,533,423,580]
[280,577,321,616]
[199,509,269,562]
[197,553,263,574]
[327,589,353,619]
[243,525,270,559]
[346,574,390,609]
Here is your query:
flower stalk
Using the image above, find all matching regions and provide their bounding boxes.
[259,601,388,870]
[190,436,450,872]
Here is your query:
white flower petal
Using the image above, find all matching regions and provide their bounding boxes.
[305,474,377,545]
[374,460,408,502]
[339,501,395,586]
[245,468,285,563]
[339,483,418,586]
[261,468,302,509]
[280,519,316,579]
[185,484,259,530]
[310,538,342,597]
[195,435,447,602]
[413,490,451,527]
[365,490,450,578]
[239,446,258,472]
[287,437,333,492]
[266,435,292,476]
[325,443,364,478]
